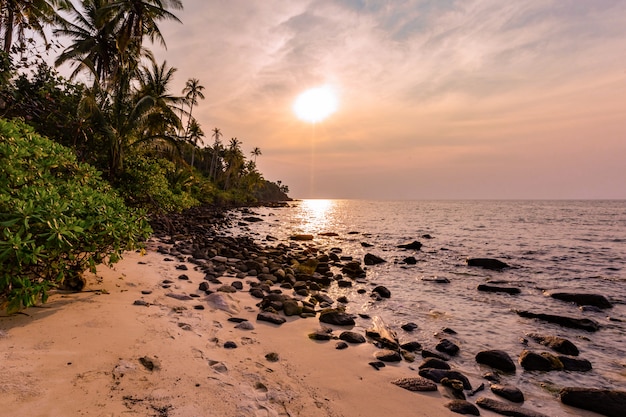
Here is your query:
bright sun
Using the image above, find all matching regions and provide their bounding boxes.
[293,85,338,123]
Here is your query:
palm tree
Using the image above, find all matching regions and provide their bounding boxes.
[101,0,182,54]
[181,77,204,136]
[223,137,243,190]
[187,118,204,168]
[209,127,222,181]
[0,0,66,53]
[54,0,119,86]
[250,146,262,163]
[136,59,183,136]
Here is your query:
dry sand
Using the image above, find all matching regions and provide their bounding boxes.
[0,239,458,417]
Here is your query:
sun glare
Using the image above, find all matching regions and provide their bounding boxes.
[293,85,338,123]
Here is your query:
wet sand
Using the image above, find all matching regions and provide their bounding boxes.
[0,239,455,417]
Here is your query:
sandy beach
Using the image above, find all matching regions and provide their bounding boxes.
[0,239,456,417]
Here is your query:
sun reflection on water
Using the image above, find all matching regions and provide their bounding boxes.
[297,199,335,234]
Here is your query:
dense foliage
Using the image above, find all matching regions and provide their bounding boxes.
[0,119,152,312]
[0,1,289,311]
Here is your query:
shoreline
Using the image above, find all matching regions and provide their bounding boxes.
[0,240,454,417]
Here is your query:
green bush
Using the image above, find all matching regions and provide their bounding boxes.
[116,153,198,213]
[0,118,152,312]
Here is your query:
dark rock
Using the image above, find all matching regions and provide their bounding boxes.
[139,356,160,371]
[256,311,286,325]
[391,377,437,392]
[337,280,353,288]
[436,338,460,356]
[467,258,509,270]
[165,293,193,301]
[308,331,333,341]
[361,242,374,247]
[133,300,148,306]
[516,310,600,332]
[526,333,579,356]
[398,241,423,250]
[550,292,612,309]
[193,305,205,310]
[483,372,500,383]
[198,282,210,292]
[364,253,386,265]
[175,264,188,270]
[265,352,279,362]
[476,350,516,373]
[178,274,189,280]
[418,369,472,390]
[335,341,349,350]
[400,341,422,352]
[217,285,237,293]
[141,290,152,295]
[478,284,521,295]
[231,281,243,290]
[401,322,418,332]
[558,356,592,372]
[249,288,265,299]
[290,234,314,241]
[339,331,366,344]
[560,387,626,417]
[224,341,237,349]
[445,400,480,415]
[441,378,466,399]
[372,285,391,298]
[319,309,356,326]
[419,357,450,370]
[422,349,449,361]
[283,299,301,316]
[491,384,525,403]
[369,361,385,370]
[227,317,248,323]
[375,349,402,362]
[422,276,450,283]
[242,216,263,222]
[341,261,366,278]
[476,397,549,417]
[403,256,418,265]
[519,349,563,371]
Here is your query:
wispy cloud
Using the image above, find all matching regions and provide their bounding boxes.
[150,0,626,198]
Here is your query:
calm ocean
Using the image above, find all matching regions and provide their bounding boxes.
[229,200,626,416]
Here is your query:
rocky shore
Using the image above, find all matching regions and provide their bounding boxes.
[1,204,624,416]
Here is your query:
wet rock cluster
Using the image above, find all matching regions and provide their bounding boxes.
[148,206,622,417]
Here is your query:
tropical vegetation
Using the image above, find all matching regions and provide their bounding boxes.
[0,0,289,311]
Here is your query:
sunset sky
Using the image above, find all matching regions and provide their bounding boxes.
[147,1,624,199]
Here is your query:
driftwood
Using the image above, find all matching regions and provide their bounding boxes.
[366,316,399,350]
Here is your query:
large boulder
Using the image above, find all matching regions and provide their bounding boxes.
[391,377,437,392]
[516,310,600,332]
[445,400,480,415]
[418,369,472,390]
[560,388,626,417]
[558,356,592,372]
[491,384,525,403]
[467,258,509,270]
[475,350,516,373]
[418,357,451,370]
[519,349,563,371]
[526,333,579,356]
[476,397,549,417]
[364,253,386,265]
[397,241,423,250]
[319,308,356,326]
[550,292,612,309]
[477,284,521,295]
[436,338,460,356]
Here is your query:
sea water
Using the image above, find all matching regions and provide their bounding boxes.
[228,200,626,416]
